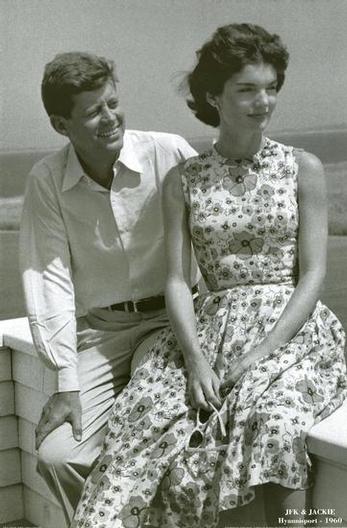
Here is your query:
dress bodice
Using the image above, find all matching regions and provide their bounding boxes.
[181,138,299,291]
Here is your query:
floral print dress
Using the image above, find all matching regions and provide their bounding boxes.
[71,139,346,528]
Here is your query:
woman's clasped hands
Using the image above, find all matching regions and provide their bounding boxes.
[187,355,222,411]
[187,342,270,410]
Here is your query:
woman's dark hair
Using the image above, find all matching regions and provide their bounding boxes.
[186,23,289,127]
[41,52,117,118]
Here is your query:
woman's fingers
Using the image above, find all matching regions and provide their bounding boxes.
[220,377,234,392]
[198,378,221,410]
[188,364,222,411]
[190,382,211,411]
[212,376,222,401]
[205,382,222,409]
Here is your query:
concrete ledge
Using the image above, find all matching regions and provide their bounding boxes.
[310,455,347,522]
[307,403,347,467]
[1,317,347,465]
[0,484,24,523]
[15,383,48,425]
[23,486,66,528]
[1,316,347,526]
[0,317,34,354]
[21,451,62,507]
[12,349,56,395]
[0,348,11,381]
[0,381,15,416]
[0,416,18,450]
[0,448,21,487]
[18,417,36,455]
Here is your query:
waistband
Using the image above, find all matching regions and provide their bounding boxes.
[104,284,199,313]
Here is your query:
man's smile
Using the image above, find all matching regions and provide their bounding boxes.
[97,125,122,138]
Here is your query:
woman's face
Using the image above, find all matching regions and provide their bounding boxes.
[212,62,279,133]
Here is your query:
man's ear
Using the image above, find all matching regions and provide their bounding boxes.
[50,115,70,137]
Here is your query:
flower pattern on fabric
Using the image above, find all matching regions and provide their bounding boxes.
[71,138,346,528]
[221,166,257,196]
[228,231,264,258]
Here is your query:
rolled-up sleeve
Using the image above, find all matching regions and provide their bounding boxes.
[19,163,79,392]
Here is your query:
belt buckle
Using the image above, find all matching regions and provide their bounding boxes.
[124,300,139,313]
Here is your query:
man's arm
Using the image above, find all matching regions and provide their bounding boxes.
[19,161,82,448]
[173,134,198,162]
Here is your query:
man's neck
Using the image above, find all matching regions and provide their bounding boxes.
[75,149,119,189]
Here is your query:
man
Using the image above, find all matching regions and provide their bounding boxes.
[19,51,198,524]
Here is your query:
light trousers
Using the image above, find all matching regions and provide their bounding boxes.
[37,306,169,526]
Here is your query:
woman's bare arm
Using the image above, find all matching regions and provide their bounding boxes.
[163,165,221,410]
[229,150,328,380]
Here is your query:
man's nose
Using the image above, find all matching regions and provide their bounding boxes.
[255,89,269,107]
[100,105,115,121]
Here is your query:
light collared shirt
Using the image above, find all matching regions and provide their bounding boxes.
[20,130,198,391]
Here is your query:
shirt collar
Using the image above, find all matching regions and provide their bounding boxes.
[117,131,143,173]
[62,132,143,192]
[62,144,85,192]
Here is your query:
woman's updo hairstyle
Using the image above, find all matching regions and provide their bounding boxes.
[187,23,289,127]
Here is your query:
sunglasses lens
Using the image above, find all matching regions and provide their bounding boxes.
[199,408,211,423]
[188,430,204,448]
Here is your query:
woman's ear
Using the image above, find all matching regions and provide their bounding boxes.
[206,92,219,109]
[50,115,70,137]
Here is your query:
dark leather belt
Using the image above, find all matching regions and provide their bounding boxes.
[105,284,199,313]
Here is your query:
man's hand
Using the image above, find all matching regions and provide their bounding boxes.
[35,391,82,450]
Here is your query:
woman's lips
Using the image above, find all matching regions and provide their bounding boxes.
[248,113,269,120]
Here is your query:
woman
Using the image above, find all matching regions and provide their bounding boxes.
[71,23,346,528]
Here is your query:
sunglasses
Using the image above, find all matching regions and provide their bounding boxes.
[186,402,228,453]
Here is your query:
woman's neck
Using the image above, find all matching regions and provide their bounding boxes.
[215,129,264,160]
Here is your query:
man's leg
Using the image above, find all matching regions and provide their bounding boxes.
[37,311,137,524]
[37,308,169,525]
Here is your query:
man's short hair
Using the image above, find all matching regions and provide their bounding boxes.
[41,52,118,118]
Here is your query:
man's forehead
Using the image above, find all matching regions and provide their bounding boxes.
[72,81,119,108]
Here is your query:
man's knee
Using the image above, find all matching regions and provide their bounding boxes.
[37,424,75,474]
[37,421,103,481]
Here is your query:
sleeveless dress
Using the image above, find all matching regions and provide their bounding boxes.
[71,138,346,528]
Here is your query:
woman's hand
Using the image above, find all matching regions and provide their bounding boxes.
[187,356,222,411]
[221,342,269,392]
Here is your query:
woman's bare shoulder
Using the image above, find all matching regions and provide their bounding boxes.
[294,149,325,192]
[294,149,324,175]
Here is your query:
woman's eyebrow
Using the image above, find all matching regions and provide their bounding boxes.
[236,81,277,86]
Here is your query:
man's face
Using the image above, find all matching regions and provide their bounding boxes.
[58,80,125,162]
